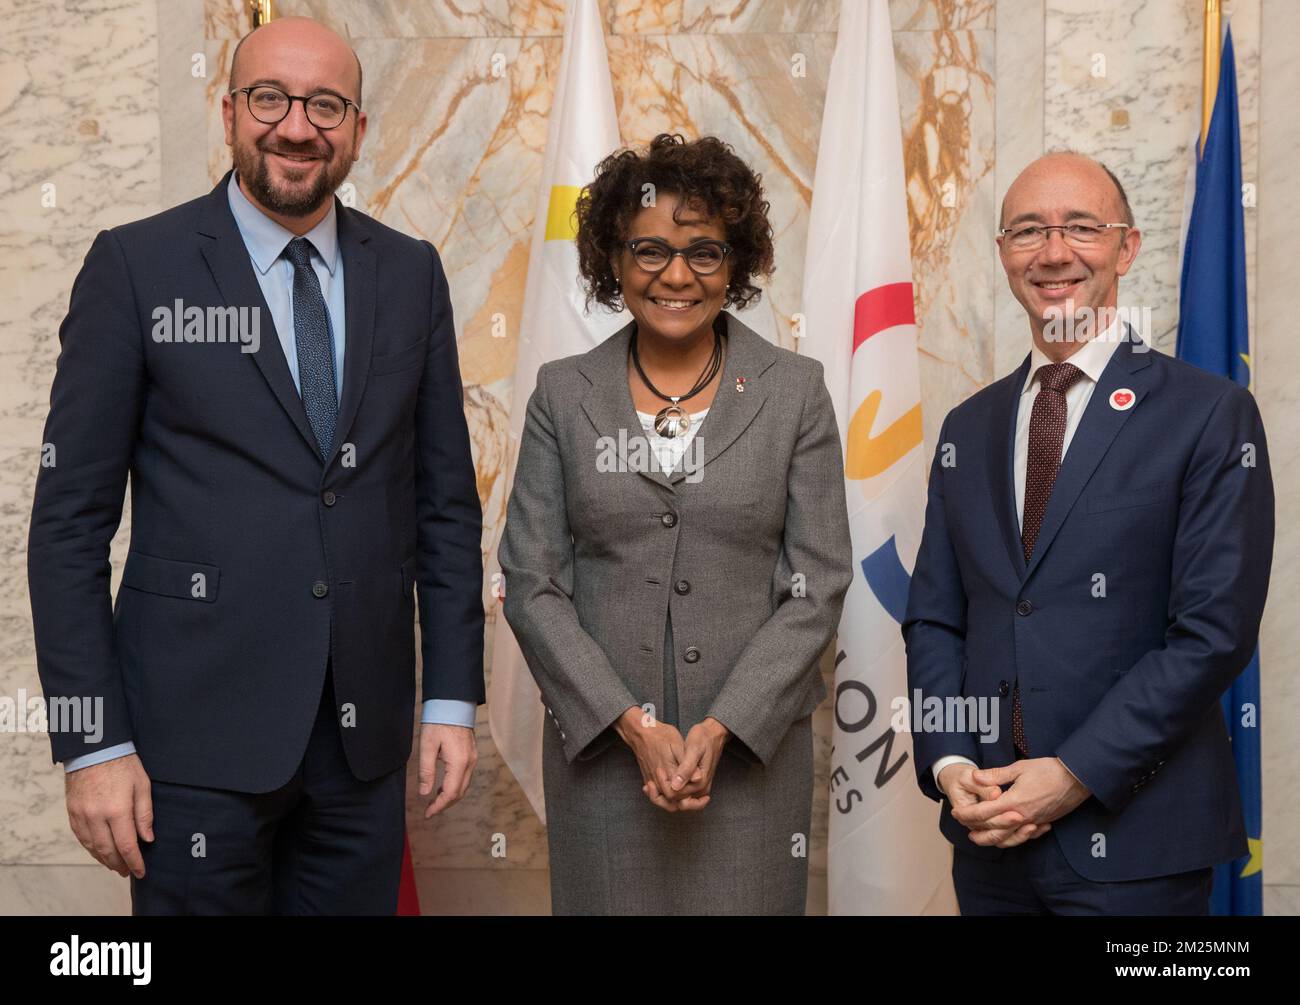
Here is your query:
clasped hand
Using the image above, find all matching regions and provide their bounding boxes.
[939,757,1090,848]
[615,707,728,812]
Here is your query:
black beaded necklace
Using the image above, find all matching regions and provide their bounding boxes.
[630,320,725,438]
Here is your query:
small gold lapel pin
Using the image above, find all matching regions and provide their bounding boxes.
[735,376,746,393]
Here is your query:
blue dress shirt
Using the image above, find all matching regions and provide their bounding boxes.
[64,176,475,772]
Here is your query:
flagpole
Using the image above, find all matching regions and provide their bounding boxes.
[1200,0,1221,156]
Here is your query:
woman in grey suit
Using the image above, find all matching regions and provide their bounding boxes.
[500,134,852,915]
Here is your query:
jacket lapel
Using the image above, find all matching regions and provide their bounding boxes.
[576,311,776,491]
[325,207,376,469]
[668,312,774,485]
[577,319,663,483]
[989,353,1033,580]
[1023,333,1154,581]
[197,172,374,469]
[197,171,319,459]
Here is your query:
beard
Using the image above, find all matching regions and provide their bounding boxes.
[232,133,355,217]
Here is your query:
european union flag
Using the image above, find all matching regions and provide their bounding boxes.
[1176,25,1262,917]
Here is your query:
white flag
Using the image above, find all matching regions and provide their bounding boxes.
[487,0,626,823]
[801,0,956,915]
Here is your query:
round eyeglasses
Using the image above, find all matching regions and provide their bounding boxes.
[625,237,732,277]
[230,85,359,130]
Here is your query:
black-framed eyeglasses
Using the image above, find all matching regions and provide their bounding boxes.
[997,222,1130,251]
[625,237,732,276]
[230,85,359,130]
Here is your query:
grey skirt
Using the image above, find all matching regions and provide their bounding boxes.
[541,709,814,916]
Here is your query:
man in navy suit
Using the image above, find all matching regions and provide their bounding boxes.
[903,153,1273,914]
[27,17,485,914]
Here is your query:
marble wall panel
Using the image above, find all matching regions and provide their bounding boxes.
[0,0,159,874]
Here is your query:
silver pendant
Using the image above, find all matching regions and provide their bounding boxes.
[654,399,690,438]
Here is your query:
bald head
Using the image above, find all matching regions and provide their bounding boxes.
[1000,152,1133,230]
[230,16,362,106]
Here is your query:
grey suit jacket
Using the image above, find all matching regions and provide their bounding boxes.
[500,310,853,767]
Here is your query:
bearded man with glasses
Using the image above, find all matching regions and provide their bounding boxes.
[29,16,484,914]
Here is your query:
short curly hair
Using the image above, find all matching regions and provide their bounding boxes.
[574,133,775,311]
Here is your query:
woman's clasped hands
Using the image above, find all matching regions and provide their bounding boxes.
[615,706,730,812]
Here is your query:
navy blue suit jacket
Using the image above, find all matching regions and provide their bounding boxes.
[903,335,1273,882]
[28,172,485,792]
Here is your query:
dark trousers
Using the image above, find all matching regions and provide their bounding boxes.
[952,833,1213,916]
[131,664,407,915]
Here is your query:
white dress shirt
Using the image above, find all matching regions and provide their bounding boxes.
[931,322,1123,790]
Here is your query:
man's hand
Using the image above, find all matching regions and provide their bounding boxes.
[952,757,1090,847]
[65,754,153,879]
[613,706,693,813]
[938,761,1001,809]
[938,761,1051,849]
[418,723,478,818]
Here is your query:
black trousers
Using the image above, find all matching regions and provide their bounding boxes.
[952,833,1213,916]
[130,664,407,915]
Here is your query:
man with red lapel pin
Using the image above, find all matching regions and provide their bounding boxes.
[902,152,1274,914]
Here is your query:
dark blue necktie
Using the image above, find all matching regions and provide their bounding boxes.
[283,237,338,460]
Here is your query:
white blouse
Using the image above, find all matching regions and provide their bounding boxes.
[635,408,709,475]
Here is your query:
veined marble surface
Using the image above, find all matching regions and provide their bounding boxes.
[1254,0,1299,890]
[0,0,158,870]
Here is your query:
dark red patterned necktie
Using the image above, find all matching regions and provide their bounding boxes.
[1013,361,1086,756]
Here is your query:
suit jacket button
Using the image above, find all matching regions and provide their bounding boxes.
[674,579,691,595]
[683,647,700,664]
[312,581,329,598]
[322,490,337,506]
[998,680,1010,698]
[1016,600,1033,616]
[661,512,677,528]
